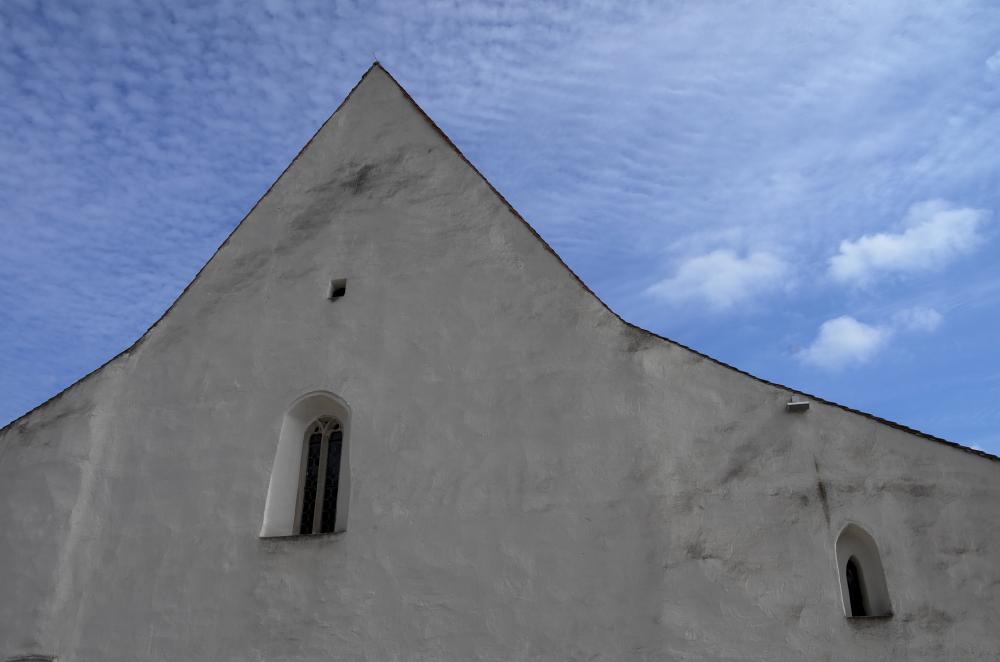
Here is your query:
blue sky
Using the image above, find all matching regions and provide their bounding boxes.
[2,1,998,453]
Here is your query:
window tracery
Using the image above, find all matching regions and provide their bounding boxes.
[296,416,344,535]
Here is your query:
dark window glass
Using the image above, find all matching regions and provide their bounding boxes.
[846,557,866,617]
[299,431,323,534]
[321,429,343,533]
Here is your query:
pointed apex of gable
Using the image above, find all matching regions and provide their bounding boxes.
[359,60,388,85]
[320,60,395,124]
[346,61,429,120]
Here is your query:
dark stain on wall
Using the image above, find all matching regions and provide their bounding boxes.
[623,326,658,353]
[877,480,935,498]
[902,606,956,633]
[344,163,376,194]
[814,460,831,526]
[684,535,723,562]
[719,433,791,485]
[14,401,94,439]
[282,151,428,252]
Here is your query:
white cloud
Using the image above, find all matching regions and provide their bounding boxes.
[796,316,891,370]
[798,306,944,370]
[986,49,1000,73]
[828,200,988,284]
[892,306,943,332]
[646,249,789,310]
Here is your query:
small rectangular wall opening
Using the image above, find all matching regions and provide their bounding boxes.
[328,279,347,300]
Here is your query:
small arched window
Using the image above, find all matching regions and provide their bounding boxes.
[260,391,351,538]
[836,524,892,618]
[295,416,343,535]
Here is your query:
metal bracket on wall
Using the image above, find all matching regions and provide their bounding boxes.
[786,398,810,412]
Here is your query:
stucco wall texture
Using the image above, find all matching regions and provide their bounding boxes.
[2,64,998,662]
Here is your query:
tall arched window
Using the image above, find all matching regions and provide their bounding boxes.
[835,524,892,618]
[260,391,351,538]
[295,416,343,535]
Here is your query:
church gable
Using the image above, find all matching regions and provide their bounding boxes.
[1,63,999,661]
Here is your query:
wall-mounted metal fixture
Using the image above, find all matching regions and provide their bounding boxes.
[328,279,347,300]
[786,398,810,412]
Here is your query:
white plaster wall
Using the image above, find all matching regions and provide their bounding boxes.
[1,65,999,661]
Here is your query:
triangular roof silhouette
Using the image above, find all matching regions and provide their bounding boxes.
[3,62,996,464]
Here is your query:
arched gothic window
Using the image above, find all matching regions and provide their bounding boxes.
[260,391,351,538]
[835,524,892,618]
[295,416,343,535]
